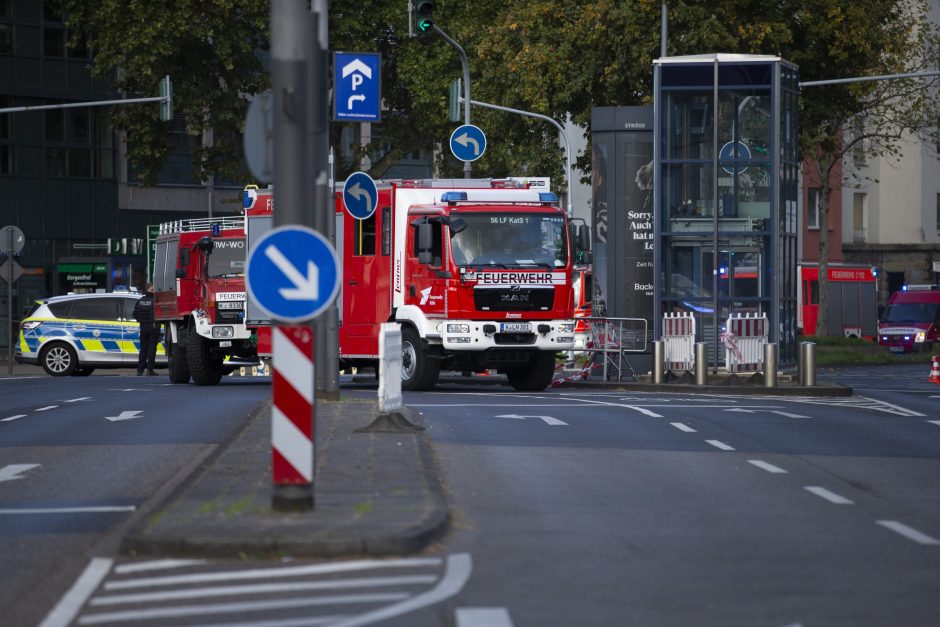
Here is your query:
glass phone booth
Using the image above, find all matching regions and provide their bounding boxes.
[653,54,800,365]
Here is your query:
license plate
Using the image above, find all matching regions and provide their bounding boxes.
[889,346,905,353]
[218,302,243,310]
[500,322,531,333]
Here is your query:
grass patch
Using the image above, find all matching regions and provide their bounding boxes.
[225,495,255,517]
[355,500,374,517]
[799,336,934,367]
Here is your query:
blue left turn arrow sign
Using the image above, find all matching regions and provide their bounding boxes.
[247,226,340,323]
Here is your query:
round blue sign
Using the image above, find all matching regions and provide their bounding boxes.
[719,141,751,175]
[342,171,378,220]
[246,226,340,323]
[449,124,487,162]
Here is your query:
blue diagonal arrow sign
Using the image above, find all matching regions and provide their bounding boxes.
[247,226,340,323]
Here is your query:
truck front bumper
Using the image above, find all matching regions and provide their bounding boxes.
[440,319,575,351]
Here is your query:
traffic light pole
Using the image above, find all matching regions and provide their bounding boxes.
[431,23,472,179]
[461,96,573,218]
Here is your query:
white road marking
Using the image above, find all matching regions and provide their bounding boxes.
[0,506,136,514]
[91,575,438,605]
[104,557,443,590]
[0,463,40,482]
[876,520,940,545]
[804,486,853,505]
[769,410,810,419]
[670,422,696,432]
[495,413,567,426]
[105,410,143,422]
[928,420,940,427]
[748,460,788,474]
[113,560,207,575]
[1,414,27,422]
[77,594,409,625]
[39,557,113,627]
[35,405,58,412]
[331,553,472,627]
[724,408,755,413]
[456,607,514,627]
[186,617,345,627]
[706,440,735,451]
[64,397,92,403]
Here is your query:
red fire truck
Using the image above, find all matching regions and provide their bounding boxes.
[152,195,273,385]
[242,179,582,391]
[797,262,878,339]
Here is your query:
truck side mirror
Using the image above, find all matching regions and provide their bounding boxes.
[447,217,467,235]
[197,236,214,255]
[578,225,591,252]
[417,222,433,264]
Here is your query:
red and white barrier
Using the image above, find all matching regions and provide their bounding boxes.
[662,312,695,372]
[272,324,314,504]
[724,313,768,373]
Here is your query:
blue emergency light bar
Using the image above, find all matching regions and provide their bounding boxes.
[539,192,559,203]
[441,191,468,203]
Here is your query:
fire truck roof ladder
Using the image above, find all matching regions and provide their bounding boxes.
[158,216,245,235]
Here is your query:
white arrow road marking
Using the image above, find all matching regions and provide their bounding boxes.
[0,464,40,482]
[455,132,481,155]
[929,420,940,427]
[346,182,374,215]
[64,397,92,402]
[264,244,319,301]
[1,414,27,422]
[496,413,568,426]
[347,94,366,109]
[106,411,143,422]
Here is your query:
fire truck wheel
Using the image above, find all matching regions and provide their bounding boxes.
[401,327,439,391]
[187,331,223,386]
[506,351,556,391]
[168,338,191,384]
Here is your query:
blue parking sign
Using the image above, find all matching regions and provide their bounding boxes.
[333,52,381,122]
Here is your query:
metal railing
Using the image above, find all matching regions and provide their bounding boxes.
[561,317,648,383]
[159,216,245,235]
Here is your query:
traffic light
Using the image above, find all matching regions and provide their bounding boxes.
[448,78,461,122]
[415,1,434,36]
[159,75,173,122]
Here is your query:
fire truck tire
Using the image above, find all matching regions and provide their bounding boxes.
[506,351,556,391]
[187,331,223,386]
[401,327,439,391]
[168,339,191,384]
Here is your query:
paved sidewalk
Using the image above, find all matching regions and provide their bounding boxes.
[120,397,449,559]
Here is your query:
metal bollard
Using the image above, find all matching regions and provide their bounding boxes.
[800,341,816,387]
[694,341,707,385]
[652,340,664,384]
[763,342,778,388]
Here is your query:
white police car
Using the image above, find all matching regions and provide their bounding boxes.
[15,292,167,376]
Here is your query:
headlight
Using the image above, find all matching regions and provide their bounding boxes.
[212,326,234,338]
[915,332,926,343]
[447,323,470,334]
[558,322,575,333]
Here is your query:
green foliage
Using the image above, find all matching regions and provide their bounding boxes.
[61,0,269,186]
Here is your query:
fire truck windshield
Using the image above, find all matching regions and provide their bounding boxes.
[450,213,568,268]
[207,238,246,277]
[882,303,939,323]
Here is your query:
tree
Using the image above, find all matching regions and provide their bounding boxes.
[59,0,269,186]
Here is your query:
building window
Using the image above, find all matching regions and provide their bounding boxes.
[0,24,13,54]
[43,26,65,57]
[852,118,867,165]
[853,192,866,242]
[807,188,820,229]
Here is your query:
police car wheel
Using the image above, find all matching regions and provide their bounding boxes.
[40,343,78,377]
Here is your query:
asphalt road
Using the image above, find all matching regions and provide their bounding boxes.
[0,372,270,627]
[7,364,940,627]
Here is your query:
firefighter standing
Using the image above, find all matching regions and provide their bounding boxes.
[134,284,158,376]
